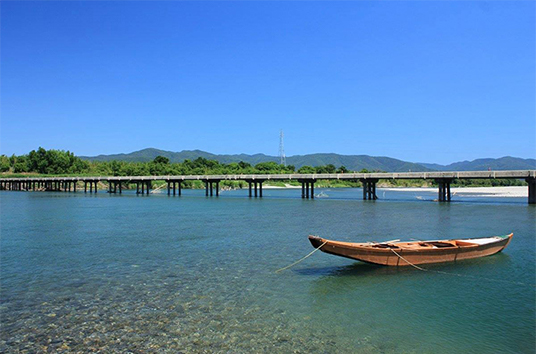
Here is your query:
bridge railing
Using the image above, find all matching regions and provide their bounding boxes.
[1,170,534,182]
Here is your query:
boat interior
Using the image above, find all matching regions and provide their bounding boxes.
[370,237,500,250]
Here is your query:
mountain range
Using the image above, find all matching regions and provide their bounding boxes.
[81,148,536,172]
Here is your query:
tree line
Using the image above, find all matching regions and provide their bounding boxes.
[0,147,352,176]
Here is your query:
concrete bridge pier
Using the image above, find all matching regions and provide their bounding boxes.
[169,181,182,196]
[360,179,378,200]
[298,179,316,199]
[85,181,98,193]
[246,180,263,198]
[527,178,536,204]
[108,181,119,194]
[167,181,179,196]
[145,181,151,195]
[205,181,211,196]
[135,181,150,195]
[435,179,452,202]
[204,180,220,197]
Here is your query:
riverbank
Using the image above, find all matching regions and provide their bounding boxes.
[380,186,528,197]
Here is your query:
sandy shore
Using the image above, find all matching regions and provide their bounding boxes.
[380,186,528,197]
[223,185,528,197]
[261,183,301,189]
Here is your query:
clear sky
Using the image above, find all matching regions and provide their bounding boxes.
[1,1,534,165]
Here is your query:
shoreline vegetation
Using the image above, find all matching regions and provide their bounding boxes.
[1,148,528,190]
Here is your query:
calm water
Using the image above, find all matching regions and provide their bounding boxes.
[1,188,534,353]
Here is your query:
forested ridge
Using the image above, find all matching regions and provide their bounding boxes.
[0,148,349,176]
[0,148,526,187]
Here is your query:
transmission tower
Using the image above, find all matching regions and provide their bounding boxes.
[279,130,286,166]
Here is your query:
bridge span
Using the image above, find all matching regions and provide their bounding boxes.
[1,170,535,204]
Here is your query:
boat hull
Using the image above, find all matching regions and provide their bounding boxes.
[309,234,513,266]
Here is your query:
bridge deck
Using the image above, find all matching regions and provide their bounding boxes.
[0,170,534,182]
[1,170,535,203]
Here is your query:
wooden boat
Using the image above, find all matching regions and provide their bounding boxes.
[308,233,513,266]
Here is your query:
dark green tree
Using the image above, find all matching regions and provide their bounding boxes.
[153,156,170,164]
[297,165,315,174]
[0,155,11,172]
[337,165,349,173]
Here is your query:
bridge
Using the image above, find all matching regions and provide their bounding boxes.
[1,170,535,204]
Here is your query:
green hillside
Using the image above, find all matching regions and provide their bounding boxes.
[81,148,430,172]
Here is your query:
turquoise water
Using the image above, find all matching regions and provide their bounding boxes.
[1,188,534,353]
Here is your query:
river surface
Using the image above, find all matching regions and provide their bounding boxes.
[1,188,534,353]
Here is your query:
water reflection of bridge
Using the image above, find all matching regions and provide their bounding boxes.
[1,170,535,204]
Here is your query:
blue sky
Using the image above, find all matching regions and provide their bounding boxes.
[1,1,534,164]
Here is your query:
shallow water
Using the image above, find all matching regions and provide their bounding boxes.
[1,188,534,353]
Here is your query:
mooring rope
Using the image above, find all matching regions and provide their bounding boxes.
[389,248,427,271]
[275,241,328,273]
[389,248,534,287]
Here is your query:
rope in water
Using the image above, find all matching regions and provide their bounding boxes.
[389,248,534,287]
[275,241,328,273]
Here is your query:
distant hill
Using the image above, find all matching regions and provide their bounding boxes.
[81,148,536,172]
[81,148,430,172]
[285,153,429,172]
[419,156,536,171]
